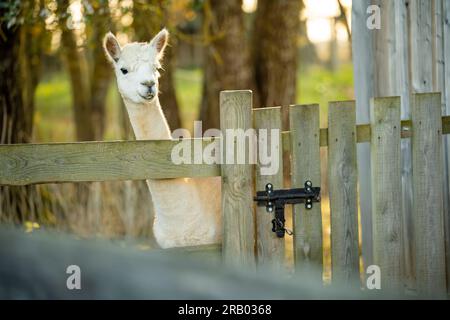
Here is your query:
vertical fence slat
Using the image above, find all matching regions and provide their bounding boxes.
[370,97,403,293]
[289,104,322,279]
[442,0,450,293]
[220,90,255,268]
[328,101,359,286]
[351,0,374,272]
[254,107,284,270]
[411,92,446,298]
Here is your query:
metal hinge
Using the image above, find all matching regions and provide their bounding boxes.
[254,181,321,238]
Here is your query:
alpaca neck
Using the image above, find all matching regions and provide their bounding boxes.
[123,96,172,140]
[121,94,221,248]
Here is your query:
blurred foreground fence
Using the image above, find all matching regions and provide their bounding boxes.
[0,90,449,298]
[0,227,366,299]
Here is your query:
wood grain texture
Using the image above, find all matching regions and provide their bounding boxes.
[220,90,255,268]
[432,0,450,294]
[351,0,374,271]
[375,0,414,288]
[289,104,322,279]
[370,97,404,293]
[4,115,450,187]
[411,92,446,298]
[328,101,359,287]
[410,0,433,93]
[253,107,284,271]
[442,0,450,293]
[0,139,221,185]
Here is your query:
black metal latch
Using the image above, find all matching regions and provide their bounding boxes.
[253,181,321,238]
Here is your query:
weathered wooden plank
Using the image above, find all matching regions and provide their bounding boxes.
[433,0,450,294]
[351,0,375,272]
[4,115,450,187]
[410,0,433,93]
[253,107,285,271]
[0,139,221,185]
[220,90,255,268]
[442,0,450,294]
[328,101,359,287]
[289,104,322,279]
[389,0,414,289]
[411,92,446,298]
[370,96,404,293]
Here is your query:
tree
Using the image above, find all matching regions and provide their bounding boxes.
[21,0,49,135]
[200,0,255,130]
[56,0,94,141]
[56,0,115,141]
[199,0,302,130]
[252,0,302,118]
[87,0,115,139]
[0,7,28,145]
[0,1,50,222]
[133,0,181,130]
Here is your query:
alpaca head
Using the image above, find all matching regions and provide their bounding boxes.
[103,29,169,104]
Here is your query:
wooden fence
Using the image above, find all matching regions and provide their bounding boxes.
[0,90,449,298]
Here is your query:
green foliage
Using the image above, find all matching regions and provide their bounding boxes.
[298,64,354,126]
[174,68,203,131]
[0,0,22,29]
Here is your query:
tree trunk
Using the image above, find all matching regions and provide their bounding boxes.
[0,9,41,223]
[0,25,28,144]
[20,0,48,139]
[89,0,114,140]
[253,0,301,113]
[133,0,181,130]
[200,0,255,130]
[57,0,95,141]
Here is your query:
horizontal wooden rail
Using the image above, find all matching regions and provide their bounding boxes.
[0,139,221,186]
[1,115,450,186]
[281,115,450,151]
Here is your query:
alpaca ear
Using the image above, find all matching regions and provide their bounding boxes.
[103,32,121,63]
[150,28,169,59]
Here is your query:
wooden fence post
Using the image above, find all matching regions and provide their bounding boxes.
[253,107,284,271]
[289,104,322,279]
[370,97,404,293]
[328,101,359,287]
[411,92,446,298]
[220,90,255,268]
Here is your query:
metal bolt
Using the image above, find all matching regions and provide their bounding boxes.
[306,198,313,209]
[266,183,273,193]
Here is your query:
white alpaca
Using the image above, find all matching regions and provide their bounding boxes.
[103,29,221,248]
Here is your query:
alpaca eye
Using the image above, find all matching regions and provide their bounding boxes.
[120,68,128,75]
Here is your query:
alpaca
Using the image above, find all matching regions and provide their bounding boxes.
[103,29,221,248]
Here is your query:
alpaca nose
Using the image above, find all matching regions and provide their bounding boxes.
[141,80,155,90]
